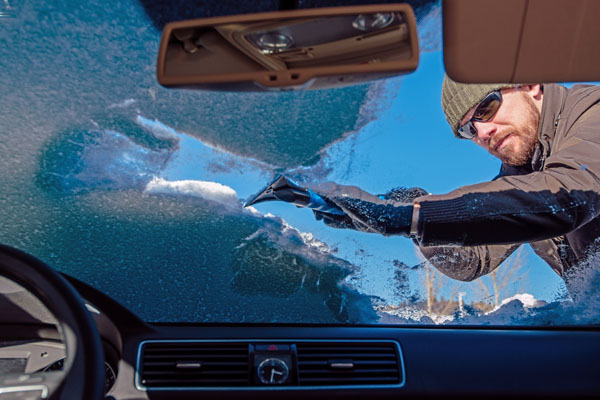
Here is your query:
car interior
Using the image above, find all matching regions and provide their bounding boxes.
[1,0,600,399]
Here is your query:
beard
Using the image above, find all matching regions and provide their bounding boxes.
[490,95,540,166]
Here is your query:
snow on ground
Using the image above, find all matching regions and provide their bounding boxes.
[379,306,455,324]
[489,293,541,312]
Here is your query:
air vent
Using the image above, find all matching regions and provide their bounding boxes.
[296,341,403,386]
[139,341,250,388]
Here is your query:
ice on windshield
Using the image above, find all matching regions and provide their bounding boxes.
[0,0,598,325]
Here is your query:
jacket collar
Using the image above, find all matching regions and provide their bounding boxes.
[531,84,568,171]
[497,84,568,177]
[538,83,568,147]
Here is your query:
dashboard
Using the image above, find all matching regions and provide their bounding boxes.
[2,274,600,399]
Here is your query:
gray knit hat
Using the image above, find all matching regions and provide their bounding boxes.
[441,75,514,137]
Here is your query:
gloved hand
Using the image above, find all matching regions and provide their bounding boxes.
[312,183,427,236]
[313,209,357,230]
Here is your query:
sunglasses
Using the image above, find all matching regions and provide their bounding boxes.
[457,90,503,139]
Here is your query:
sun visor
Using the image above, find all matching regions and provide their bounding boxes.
[443,0,600,83]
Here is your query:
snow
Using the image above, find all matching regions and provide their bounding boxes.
[135,115,181,142]
[145,176,239,207]
[238,212,344,271]
[498,293,539,309]
[380,306,455,324]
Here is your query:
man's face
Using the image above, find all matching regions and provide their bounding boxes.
[460,86,542,166]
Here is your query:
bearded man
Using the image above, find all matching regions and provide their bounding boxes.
[315,76,600,281]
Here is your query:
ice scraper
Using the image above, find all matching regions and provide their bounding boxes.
[244,175,345,216]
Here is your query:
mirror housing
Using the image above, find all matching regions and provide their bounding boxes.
[157,5,419,91]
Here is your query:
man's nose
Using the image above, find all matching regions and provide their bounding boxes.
[474,121,496,144]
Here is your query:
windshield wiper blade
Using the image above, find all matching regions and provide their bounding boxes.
[244,175,345,215]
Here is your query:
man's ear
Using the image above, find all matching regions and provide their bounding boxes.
[525,84,543,100]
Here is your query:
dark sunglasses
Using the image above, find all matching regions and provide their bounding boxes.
[457,90,503,139]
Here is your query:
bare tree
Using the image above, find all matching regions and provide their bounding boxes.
[421,263,457,316]
[476,246,529,309]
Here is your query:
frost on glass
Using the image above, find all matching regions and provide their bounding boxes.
[0,0,599,325]
[0,0,378,323]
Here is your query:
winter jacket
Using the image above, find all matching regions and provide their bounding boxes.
[416,83,600,281]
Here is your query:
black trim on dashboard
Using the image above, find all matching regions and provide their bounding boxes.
[135,339,406,391]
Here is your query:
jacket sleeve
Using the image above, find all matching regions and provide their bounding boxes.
[417,243,521,282]
[414,103,600,247]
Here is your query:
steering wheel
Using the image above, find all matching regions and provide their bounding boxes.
[0,244,104,400]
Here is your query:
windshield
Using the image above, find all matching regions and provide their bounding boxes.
[1,0,599,326]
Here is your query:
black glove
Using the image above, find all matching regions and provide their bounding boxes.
[312,183,426,236]
[330,196,414,236]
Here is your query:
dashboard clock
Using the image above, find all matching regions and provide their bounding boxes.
[257,358,290,385]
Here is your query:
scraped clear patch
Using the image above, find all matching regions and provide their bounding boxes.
[379,248,600,326]
[454,248,600,326]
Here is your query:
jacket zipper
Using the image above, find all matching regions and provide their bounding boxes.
[540,113,560,169]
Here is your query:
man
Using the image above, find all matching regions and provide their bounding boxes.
[316,76,600,281]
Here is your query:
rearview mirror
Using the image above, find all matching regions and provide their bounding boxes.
[157,5,419,91]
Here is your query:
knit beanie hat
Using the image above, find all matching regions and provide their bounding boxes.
[441,75,514,137]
